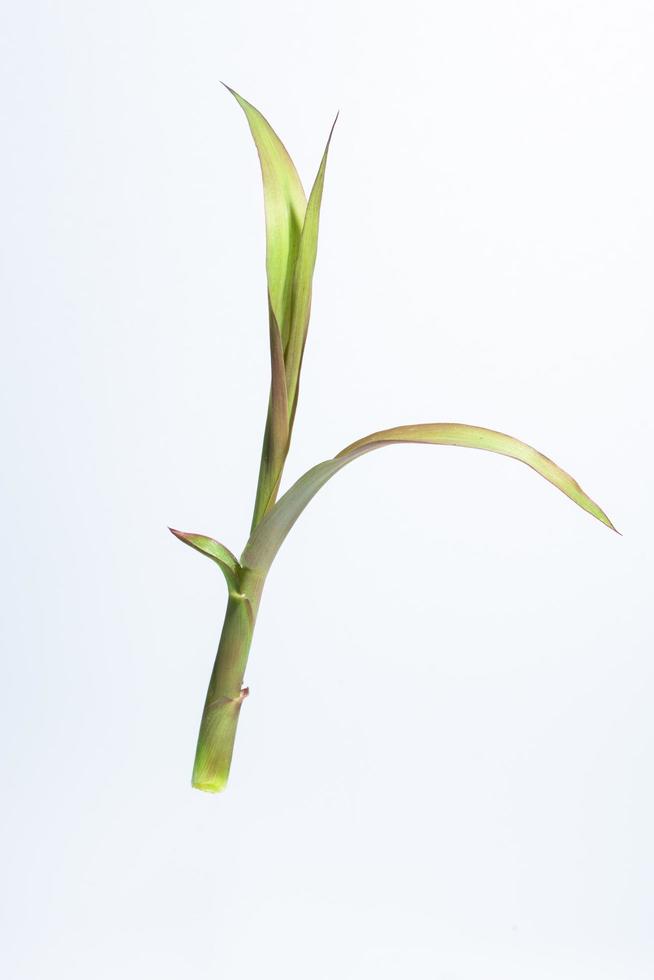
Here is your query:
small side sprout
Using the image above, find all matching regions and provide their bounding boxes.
[171,87,616,793]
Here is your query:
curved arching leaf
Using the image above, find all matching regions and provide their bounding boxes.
[170,528,242,594]
[241,422,616,576]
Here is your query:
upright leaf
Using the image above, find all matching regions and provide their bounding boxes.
[285,116,338,423]
[226,86,309,530]
[225,85,307,341]
[241,422,615,576]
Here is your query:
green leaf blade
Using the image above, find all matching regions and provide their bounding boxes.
[169,528,242,594]
[241,422,615,577]
[338,423,616,531]
[285,115,338,421]
[224,85,307,342]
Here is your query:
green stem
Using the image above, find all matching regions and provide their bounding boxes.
[192,574,264,792]
[250,303,290,532]
[250,399,282,532]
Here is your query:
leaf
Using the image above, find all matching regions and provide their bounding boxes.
[225,86,305,530]
[285,115,338,423]
[169,528,242,594]
[241,422,616,576]
[224,85,307,343]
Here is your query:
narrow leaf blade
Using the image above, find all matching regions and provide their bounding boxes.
[337,424,616,530]
[241,422,615,576]
[170,528,242,593]
[224,85,307,342]
[285,115,338,420]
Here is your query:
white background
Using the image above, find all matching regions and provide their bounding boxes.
[1,2,653,977]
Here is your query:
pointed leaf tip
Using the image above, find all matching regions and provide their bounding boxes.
[226,86,307,343]
[170,528,242,593]
[284,115,337,419]
[335,424,616,532]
